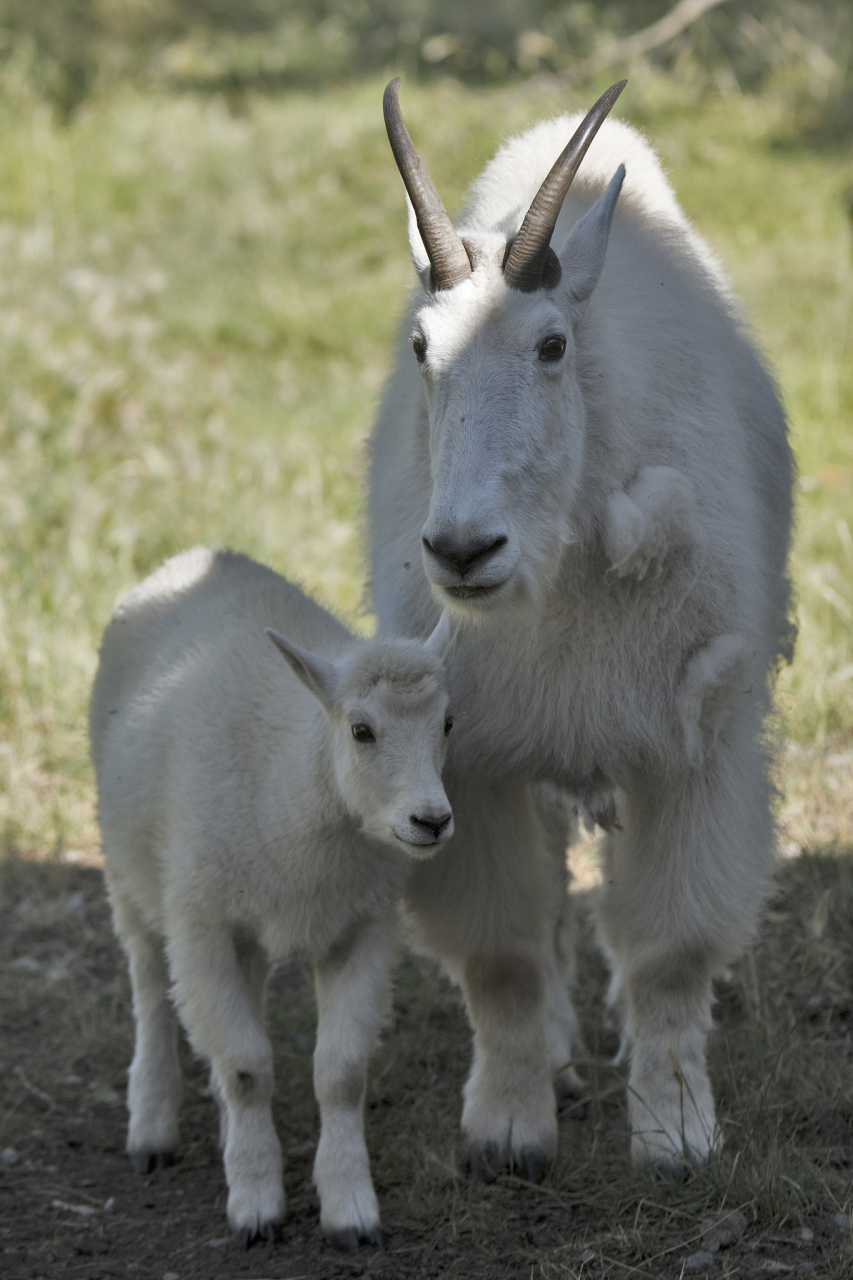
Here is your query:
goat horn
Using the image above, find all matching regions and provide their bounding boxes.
[503,80,627,294]
[383,78,472,292]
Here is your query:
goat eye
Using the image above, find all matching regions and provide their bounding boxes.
[444,717,454,735]
[351,723,375,743]
[412,334,427,364]
[539,335,566,362]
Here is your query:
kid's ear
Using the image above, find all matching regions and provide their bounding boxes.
[266,628,338,710]
[406,191,433,290]
[558,164,625,316]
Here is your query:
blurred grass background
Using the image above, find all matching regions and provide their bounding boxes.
[0,1,851,858]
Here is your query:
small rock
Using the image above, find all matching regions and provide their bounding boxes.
[579,1248,596,1264]
[683,1251,716,1272]
[163,1273,179,1280]
[11,956,41,972]
[795,1265,815,1276]
[799,1227,814,1242]
[103,1198,115,1212]
[831,1211,851,1234]
[1,1148,19,1167]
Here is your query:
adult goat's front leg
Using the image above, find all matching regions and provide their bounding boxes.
[312,918,394,1250]
[406,782,557,1180]
[460,948,556,1180]
[167,919,282,1248]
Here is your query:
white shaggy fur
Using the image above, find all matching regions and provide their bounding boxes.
[90,547,453,1247]
[368,103,794,1173]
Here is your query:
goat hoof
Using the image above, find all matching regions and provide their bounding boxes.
[128,1150,174,1174]
[518,1147,549,1184]
[326,1224,382,1252]
[231,1219,281,1250]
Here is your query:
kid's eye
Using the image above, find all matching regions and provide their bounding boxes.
[352,724,375,743]
[444,717,454,735]
[539,335,566,362]
[412,334,427,363]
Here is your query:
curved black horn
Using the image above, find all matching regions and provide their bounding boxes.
[383,78,472,292]
[503,81,627,294]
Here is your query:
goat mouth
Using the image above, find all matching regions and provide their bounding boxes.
[445,581,505,601]
[395,831,441,850]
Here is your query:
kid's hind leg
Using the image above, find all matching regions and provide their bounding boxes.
[110,894,182,1171]
[167,918,282,1248]
[312,917,395,1250]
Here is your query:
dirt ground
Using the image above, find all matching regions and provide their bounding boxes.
[1,850,852,1280]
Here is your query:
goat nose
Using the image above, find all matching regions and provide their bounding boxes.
[422,533,508,577]
[410,811,453,840]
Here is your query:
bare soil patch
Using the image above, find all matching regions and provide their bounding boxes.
[1,851,851,1279]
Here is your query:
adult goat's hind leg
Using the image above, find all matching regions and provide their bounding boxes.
[167,916,283,1248]
[111,892,182,1172]
[406,782,557,1181]
[312,917,394,1250]
[534,783,586,1103]
[600,712,773,1173]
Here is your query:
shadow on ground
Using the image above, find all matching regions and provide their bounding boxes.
[1,850,852,1278]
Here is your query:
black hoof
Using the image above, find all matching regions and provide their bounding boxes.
[517,1147,549,1184]
[325,1225,383,1252]
[128,1150,174,1174]
[232,1219,282,1251]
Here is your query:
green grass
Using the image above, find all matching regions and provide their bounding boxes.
[0,71,851,855]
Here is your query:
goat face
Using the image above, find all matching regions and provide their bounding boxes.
[331,679,454,854]
[413,258,586,616]
[384,77,625,618]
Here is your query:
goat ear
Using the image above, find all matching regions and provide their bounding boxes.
[406,191,433,289]
[266,628,338,710]
[558,164,625,315]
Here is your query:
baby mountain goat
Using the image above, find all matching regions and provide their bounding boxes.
[90,547,453,1249]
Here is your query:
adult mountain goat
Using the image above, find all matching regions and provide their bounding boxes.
[90,547,454,1247]
[368,80,794,1175]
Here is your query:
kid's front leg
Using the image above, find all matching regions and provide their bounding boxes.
[312,917,395,1250]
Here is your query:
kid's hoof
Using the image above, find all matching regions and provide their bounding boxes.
[326,1225,383,1252]
[128,1150,173,1174]
[231,1219,281,1250]
[518,1147,548,1184]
